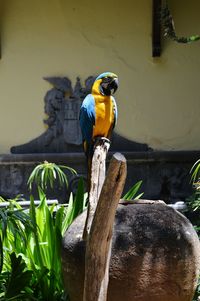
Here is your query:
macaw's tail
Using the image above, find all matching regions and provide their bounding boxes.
[82,140,94,192]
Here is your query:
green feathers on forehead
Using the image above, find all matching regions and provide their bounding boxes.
[95,72,118,81]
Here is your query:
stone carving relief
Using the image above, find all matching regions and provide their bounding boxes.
[11,76,95,153]
[43,76,94,146]
[11,76,149,154]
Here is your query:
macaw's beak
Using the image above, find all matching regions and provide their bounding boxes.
[100,77,119,96]
[109,77,118,95]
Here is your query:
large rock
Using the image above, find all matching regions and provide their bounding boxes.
[61,201,200,301]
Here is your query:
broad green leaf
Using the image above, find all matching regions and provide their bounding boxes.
[62,193,75,235]
[73,177,86,217]
[123,180,143,200]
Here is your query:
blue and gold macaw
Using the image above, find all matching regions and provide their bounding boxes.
[79,72,118,186]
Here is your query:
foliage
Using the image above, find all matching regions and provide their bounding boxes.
[0,162,87,300]
[0,253,34,300]
[193,276,200,301]
[123,181,143,200]
[0,198,35,300]
[62,177,87,235]
[187,191,200,213]
[27,161,76,191]
[190,159,200,184]
[186,160,200,301]
[187,160,200,215]
[0,197,34,274]
[189,161,200,213]
[161,3,200,44]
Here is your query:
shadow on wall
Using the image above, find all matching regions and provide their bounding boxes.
[11,76,149,154]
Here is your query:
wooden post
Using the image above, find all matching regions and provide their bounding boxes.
[83,152,127,301]
[152,0,162,57]
[83,138,110,240]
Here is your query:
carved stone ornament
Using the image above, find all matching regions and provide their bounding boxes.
[11,76,95,153]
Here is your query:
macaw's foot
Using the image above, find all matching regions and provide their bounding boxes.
[93,136,111,152]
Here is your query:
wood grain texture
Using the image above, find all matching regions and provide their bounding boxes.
[83,152,127,301]
[83,138,110,240]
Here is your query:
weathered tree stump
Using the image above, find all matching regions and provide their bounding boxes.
[83,137,111,240]
[83,152,127,301]
[81,138,127,301]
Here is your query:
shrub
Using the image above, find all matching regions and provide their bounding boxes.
[0,162,87,300]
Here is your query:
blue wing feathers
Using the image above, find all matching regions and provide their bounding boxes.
[79,94,95,143]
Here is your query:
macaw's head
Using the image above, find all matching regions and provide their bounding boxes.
[93,72,119,96]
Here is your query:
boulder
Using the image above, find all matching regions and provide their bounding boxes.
[61,201,200,301]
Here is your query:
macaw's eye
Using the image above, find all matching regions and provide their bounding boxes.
[101,82,109,89]
[102,77,111,84]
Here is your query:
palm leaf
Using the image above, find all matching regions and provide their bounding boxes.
[190,159,200,183]
[27,161,77,193]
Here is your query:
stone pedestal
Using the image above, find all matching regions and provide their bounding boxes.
[62,201,200,301]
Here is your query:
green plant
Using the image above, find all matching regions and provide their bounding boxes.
[190,159,200,183]
[187,160,200,212]
[0,182,87,300]
[61,177,87,235]
[193,276,200,301]
[0,197,34,273]
[0,162,87,300]
[186,160,200,301]
[190,160,200,214]
[123,181,143,200]
[162,2,200,44]
[0,252,34,300]
[0,197,36,300]
[27,161,76,191]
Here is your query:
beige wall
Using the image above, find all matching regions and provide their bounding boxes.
[0,0,200,153]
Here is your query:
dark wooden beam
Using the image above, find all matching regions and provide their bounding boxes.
[0,23,1,58]
[152,0,162,57]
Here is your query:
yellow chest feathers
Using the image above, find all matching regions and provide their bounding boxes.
[93,95,114,138]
